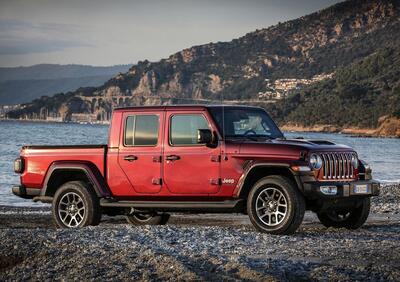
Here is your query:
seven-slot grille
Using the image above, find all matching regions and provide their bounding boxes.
[319,152,357,180]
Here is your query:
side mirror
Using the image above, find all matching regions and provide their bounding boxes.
[197,129,215,147]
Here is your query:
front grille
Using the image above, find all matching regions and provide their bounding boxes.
[320,152,357,180]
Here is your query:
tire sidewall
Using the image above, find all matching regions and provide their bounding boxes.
[317,198,370,229]
[247,176,303,234]
[52,182,96,228]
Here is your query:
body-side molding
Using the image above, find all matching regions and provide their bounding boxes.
[41,161,112,198]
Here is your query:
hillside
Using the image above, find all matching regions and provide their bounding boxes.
[0,64,132,105]
[272,47,400,133]
[6,0,400,136]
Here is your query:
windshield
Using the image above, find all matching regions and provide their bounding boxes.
[208,107,284,139]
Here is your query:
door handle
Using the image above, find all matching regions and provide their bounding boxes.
[124,155,138,162]
[165,155,180,161]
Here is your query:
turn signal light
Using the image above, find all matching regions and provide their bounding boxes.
[291,166,311,172]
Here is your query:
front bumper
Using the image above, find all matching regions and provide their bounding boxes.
[303,179,380,199]
[11,185,41,199]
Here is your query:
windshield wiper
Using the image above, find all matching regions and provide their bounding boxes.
[243,135,274,141]
[224,135,275,141]
[243,135,258,141]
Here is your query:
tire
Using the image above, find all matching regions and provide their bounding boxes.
[247,175,305,235]
[317,198,370,229]
[52,181,101,228]
[126,213,170,225]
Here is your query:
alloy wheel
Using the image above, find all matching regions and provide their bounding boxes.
[255,187,288,226]
[58,192,86,228]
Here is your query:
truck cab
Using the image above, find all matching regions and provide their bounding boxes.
[12,105,380,234]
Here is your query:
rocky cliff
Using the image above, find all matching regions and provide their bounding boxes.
[7,0,400,136]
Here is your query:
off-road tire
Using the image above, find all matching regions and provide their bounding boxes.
[317,198,370,229]
[247,175,305,235]
[126,213,170,225]
[52,181,101,228]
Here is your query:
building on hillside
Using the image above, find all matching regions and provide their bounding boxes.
[258,73,334,100]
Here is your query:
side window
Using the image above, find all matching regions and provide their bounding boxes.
[125,115,159,146]
[170,114,209,145]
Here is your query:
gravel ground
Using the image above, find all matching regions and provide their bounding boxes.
[371,183,400,214]
[0,184,399,281]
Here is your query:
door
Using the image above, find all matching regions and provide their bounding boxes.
[163,111,221,194]
[118,111,163,194]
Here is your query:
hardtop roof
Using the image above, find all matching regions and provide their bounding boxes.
[113,104,263,112]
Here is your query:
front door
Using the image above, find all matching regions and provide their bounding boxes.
[163,111,221,195]
[118,111,164,194]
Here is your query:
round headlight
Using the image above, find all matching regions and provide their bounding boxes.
[351,154,359,168]
[309,154,323,170]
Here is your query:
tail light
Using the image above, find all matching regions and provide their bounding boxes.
[14,157,24,173]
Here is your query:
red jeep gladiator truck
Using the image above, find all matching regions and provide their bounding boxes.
[12,105,380,234]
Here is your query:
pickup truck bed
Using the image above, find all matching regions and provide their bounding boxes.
[20,145,107,189]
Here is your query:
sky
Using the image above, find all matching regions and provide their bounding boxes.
[0,0,342,67]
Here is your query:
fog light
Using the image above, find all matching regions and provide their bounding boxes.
[320,186,337,195]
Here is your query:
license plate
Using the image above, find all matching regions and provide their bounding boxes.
[353,184,369,194]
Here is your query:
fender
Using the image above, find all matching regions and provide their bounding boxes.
[233,162,305,197]
[41,161,112,198]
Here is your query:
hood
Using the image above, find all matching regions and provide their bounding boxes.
[229,138,353,158]
[269,138,351,151]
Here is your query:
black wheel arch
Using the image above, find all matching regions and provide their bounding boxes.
[236,163,304,201]
[41,161,112,198]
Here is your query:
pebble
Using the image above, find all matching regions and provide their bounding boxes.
[0,184,399,281]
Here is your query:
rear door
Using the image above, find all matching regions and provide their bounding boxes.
[118,111,164,194]
[163,110,221,195]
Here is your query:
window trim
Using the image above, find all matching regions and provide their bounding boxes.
[123,114,160,147]
[168,113,211,147]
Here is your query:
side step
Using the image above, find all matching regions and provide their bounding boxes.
[100,199,243,212]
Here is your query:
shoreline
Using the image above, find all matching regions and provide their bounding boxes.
[280,123,400,138]
[2,118,399,138]
[0,118,110,125]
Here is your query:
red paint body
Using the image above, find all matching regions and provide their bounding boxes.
[19,105,359,201]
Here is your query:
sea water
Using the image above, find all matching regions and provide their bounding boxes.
[0,120,399,206]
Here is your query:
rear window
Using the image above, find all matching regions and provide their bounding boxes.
[125,115,159,146]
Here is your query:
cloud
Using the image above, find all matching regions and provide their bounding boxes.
[0,19,92,55]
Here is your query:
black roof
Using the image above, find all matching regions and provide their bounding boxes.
[114,104,263,111]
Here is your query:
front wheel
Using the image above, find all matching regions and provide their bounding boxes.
[317,198,370,229]
[247,175,305,235]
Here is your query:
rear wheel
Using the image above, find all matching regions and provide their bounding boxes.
[126,212,170,225]
[317,198,370,229]
[52,181,101,228]
[247,175,305,235]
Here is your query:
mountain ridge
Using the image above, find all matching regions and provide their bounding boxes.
[0,64,132,105]
[0,64,133,82]
[6,0,400,136]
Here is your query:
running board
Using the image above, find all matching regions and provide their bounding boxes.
[100,199,243,212]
